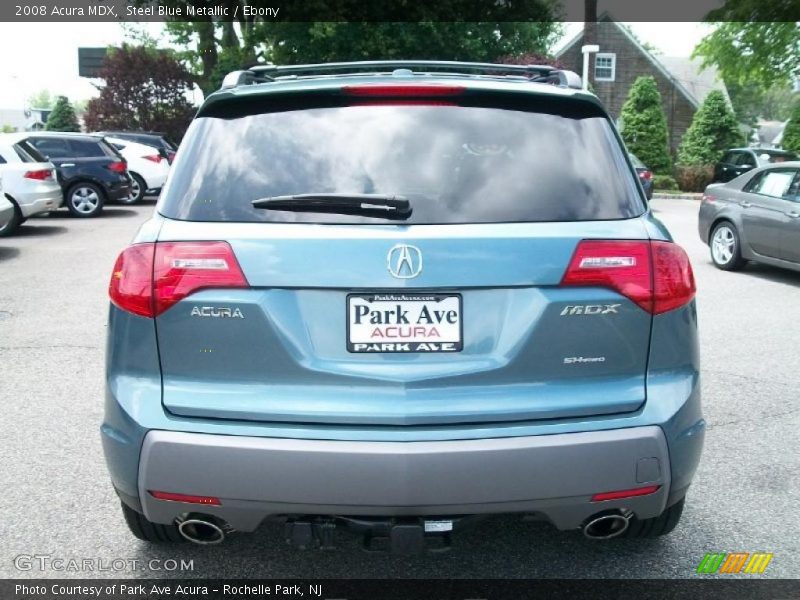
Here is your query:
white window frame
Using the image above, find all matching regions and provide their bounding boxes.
[594,53,616,82]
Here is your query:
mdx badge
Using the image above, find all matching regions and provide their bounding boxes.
[560,304,621,316]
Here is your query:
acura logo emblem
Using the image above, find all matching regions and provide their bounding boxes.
[387,244,423,279]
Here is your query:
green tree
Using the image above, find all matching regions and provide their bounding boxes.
[693,0,799,88]
[619,76,672,173]
[149,1,560,94]
[782,103,800,154]
[726,81,797,126]
[46,96,80,132]
[28,89,54,109]
[677,90,742,166]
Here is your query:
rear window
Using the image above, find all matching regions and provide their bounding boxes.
[160,105,644,224]
[758,151,798,164]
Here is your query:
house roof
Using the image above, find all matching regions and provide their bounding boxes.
[555,16,730,109]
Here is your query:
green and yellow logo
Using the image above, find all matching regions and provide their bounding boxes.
[696,552,773,574]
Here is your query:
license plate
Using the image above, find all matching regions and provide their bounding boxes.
[347,293,462,353]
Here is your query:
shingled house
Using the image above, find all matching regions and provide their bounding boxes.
[556,15,730,154]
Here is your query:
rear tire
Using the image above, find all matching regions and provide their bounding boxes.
[709,221,746,271]
[121,502,184,543]
[118,173,146,205]
[66,182,105,218]
[623,498,685,538]
[0,197,22,237]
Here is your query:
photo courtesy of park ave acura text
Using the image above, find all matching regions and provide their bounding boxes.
[0,0,798,597]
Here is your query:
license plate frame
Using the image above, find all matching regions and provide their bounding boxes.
[346,292,463,353]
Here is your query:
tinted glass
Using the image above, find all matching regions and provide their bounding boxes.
[0,154,6,164]
[160,106,643,224]
[734,152,755,167]
[69,139,105,158]
[29,137,70,158]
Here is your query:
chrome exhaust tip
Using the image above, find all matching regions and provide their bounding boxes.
[582,510,632,540]
[177,517,226,545]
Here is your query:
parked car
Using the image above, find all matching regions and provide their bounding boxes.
[629,153,653,200]
[104,61,701,552]
[0,179,15,233]
[96,131,177,164]
[16,133,132,217]
[0,135,62,236]
[106,137,171,204]
[700,161,800,272]
[713,148,798,183]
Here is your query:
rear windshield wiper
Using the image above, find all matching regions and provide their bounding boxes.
[252,193,412,220]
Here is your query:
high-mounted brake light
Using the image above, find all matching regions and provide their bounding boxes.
[561,240,695,315]
[149,491,221,506]
[108,241,248,318]
[591,485,660,502]
[342,84,465,97]
[24,169,54,181]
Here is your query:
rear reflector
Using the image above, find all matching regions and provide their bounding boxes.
[24,168,54,181]
[591,485,661,502]
[107,160,127,173]
[149,491,221,506]
[342,84,465,97]
[108,241,248,318]
[561,240,695,315]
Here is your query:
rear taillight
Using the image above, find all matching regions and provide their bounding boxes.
[108,241,248,318]
[639,170,653,181]
[23,169,54,181]
[107,160,127,173]
[167,151,176,163]
[561,240,695,315]
[143,154,162,163]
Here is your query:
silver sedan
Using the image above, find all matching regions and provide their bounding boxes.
[699,161,800,272]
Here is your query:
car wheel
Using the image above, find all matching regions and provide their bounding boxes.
[120,502,183,543]
[710,221,745,271]
[623,498,684,538]
[0,198,22,237]
[118,173,146,205]
[66,182,104,218]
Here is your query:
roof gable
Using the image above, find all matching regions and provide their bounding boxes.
[555,15,729,109]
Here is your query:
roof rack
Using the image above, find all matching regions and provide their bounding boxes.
[220,60,582,90]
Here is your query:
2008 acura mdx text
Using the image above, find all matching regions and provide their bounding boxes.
[102,61,704,553]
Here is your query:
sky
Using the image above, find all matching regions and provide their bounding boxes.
[0,21,712,109]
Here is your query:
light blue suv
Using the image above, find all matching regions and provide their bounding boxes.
[103,61,703,552]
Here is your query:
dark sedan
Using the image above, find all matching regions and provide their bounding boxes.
[629,153,653,199]
[699,161,800,272]
[713,148,797,183]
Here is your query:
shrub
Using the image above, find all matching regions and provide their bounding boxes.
[677,90,741,166]
[652,174,679,190]
[619,76,672,174]
[782,102,800,153]
[674,165,714,193]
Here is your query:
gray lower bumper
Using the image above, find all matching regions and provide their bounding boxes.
[138,427,671,531]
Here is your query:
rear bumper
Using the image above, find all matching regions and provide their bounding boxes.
[138,426,671,532]
[18,189,63,217]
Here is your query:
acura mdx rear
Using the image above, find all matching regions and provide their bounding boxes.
[102,62,703,552]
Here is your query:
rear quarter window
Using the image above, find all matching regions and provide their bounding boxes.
[160,103,644,224]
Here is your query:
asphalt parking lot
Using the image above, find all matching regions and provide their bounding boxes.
[0,197,798,579]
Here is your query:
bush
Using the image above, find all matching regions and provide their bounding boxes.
[782,102,800,153]
[619,76,672,174]
[674,165,714,192]
[652,174,678,190]
[677,90,741,166]
[46,96,80,132]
